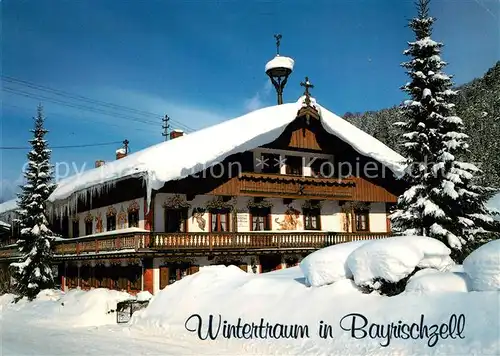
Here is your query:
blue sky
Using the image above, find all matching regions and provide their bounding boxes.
[1,0,499,201]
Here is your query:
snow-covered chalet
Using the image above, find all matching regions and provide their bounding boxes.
[0,51,407,295]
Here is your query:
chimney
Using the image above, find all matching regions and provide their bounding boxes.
[170,129,184,140]
[95,160,105,168]
[116,139,129,160]
[116,148,127,160]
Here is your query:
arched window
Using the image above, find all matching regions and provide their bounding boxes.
[128,201,140,228]
[72,217,80,238]
[106,206,117,231]
[84,213,93,236]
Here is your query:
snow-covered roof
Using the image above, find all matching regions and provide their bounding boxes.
[265,55,295,73]
[0,199,18,215]
[116,148,126,155]
[48,97,405,208]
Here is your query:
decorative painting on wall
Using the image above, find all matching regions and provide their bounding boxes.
[106,206,117,217]
[340,201,369,232]
[95,212,103,233]
[128,201,140,213]
[163,194,191,209]
[275,205,302,230]
[191,207,206,231]
[117,206,127,229]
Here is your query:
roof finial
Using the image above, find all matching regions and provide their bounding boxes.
[300,77,314,106]
[274,34,282,55]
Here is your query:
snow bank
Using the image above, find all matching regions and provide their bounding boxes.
[52,288,132,326]
[132,265,251,330]
[463,239,500,291]
[300,240,371,287]
[130,262,499,355]
[131,264,364,332]
[405,271,470,293]
[136,290,153,301]
[2,256,500,355]
[48,97,405,209]
[0,288,132,327]
[346,236,453,287]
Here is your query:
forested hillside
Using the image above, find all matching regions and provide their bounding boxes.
[344,61,500,188]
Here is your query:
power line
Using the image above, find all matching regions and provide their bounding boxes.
[0,141,124,150]
[2,75,197,133]
[5,85,195,133]
[3,86,162,127]
[2,103,158,134]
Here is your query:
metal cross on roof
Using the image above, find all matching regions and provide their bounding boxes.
[300,77,314,106]
[274,34,282,55]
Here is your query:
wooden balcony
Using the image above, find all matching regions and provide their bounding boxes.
[237,172,356,199]
[149,231,389,251]
[53,232,147,256]
[0,246,20,260]
[0,231,391,260]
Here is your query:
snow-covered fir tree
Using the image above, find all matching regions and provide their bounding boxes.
[390,0,497,261]
[10,105,57,300]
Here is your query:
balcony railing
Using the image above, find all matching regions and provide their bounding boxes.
[0,231,391,260]
[53,233,147,256]
[0,246,20,260]
[149,231,389,250]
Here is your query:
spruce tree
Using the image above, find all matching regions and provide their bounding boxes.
[390,0,497,261]
[10,104,56,300]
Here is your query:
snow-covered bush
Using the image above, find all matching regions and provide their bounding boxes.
[346,236,454,296]
[463,239,500,291]
[299,240,371,287]
[405,270,470,293]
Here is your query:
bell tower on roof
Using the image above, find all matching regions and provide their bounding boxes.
[265,34,294,105]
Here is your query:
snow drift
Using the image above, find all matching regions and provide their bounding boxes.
[129,263,499,354]
[405,270,470,293]
[2,237,499,355]
[1,288,133,327]
[463,239,500,291]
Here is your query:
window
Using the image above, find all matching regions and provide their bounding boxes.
[355,209,370,232]
[128,210,139,228]
[310,158,333,178]
[304,208,321,230]
[85,220,93,236]
[250,207,271,231]
[106,215,116,231]
[286,155,303,175]
[260,153,280,174]
[72,220,80,238]
[210,209,230,232]
[61,216,69,237]
[165,208,188,233]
